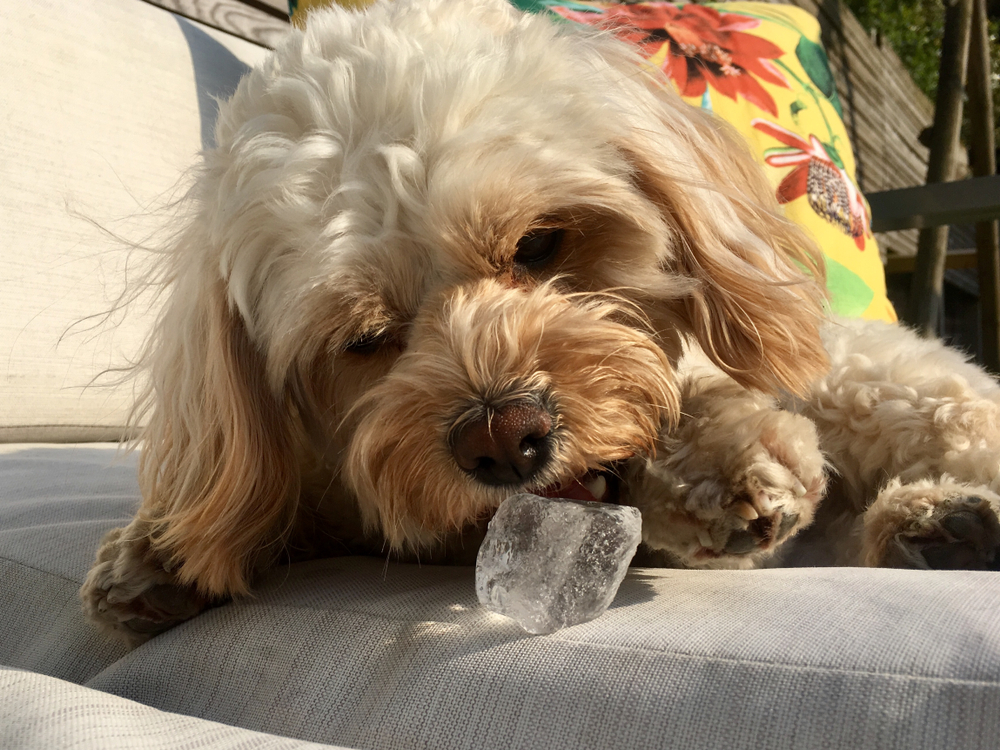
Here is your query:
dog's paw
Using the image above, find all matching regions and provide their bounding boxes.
[81,523,209,647]
[648,457,823,569]
[863,479,1000,570]
[630,407,827,569]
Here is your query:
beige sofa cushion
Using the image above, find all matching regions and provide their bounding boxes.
[0,667,353,750]
[0,0,270,442]
[2,444,1000,750]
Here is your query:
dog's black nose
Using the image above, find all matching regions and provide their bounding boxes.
[451,400,553,486]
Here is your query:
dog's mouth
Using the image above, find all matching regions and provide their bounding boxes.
[536,468,621,504]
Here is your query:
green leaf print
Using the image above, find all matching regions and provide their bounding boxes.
[795,37,844,119]
[826,255,874,318]
[822,141,845,170]
[509,0,597,14]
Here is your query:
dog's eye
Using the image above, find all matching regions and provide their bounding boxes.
[514,228,564,270]
[344,329,391,355]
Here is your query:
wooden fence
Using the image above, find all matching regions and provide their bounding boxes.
[781,0,945,259]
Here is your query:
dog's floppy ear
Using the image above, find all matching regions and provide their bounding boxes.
[131,224,300,598]
[614,65,828,397]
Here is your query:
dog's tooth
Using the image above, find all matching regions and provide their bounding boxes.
[792,479,807,497]
[733,501,759,521]
[755,496,775,515]
[697,529,714,549]
[585,475,608,502]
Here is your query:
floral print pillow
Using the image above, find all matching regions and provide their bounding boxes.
[514,0,895,322]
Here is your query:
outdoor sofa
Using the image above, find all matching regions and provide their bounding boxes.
[2,0,1000,747]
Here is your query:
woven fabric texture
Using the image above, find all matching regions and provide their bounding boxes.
[2,444,1000,750]
[0,667,349,750]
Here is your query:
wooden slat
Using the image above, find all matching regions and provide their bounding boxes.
[876,229,919,258]
[867,175,1000,232]
[249,0,289,14]
[771,0,965,260]
[886,250,979,274]
[142,0,289,47]
[968,0,1000,372]
[778,0,970,238]
[815,2,940,190]
[904,0,974,336]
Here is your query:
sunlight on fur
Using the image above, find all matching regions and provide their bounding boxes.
[80,0,1000,647]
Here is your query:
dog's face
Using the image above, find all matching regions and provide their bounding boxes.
[139,0,828,590]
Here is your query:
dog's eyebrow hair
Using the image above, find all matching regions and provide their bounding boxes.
[340,308,415,347]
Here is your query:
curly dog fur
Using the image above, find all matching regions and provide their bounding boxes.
[82,0,1000,646]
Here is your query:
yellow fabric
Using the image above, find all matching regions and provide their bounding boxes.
[289,0,374,27]
[288,0,896,322]
[704,3,894,322]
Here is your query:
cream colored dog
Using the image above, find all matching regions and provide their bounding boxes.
[82,0,1000,645]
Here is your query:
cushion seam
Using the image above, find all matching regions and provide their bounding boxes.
[249,602,1000,687]
[552,634,1000,687]
[0,555,83,587]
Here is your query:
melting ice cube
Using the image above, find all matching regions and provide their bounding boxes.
[475,493,642,634]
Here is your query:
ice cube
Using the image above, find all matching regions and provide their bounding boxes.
[475,493,642,634]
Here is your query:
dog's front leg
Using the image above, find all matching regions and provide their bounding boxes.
[860,478,1000,569]
[627,357,827,569]
[81,517,214,647]
[80,261,301,646]
[789,318,1000,570]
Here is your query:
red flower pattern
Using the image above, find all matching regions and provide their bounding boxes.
[553,3,789,115]
[752,119,871,249]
